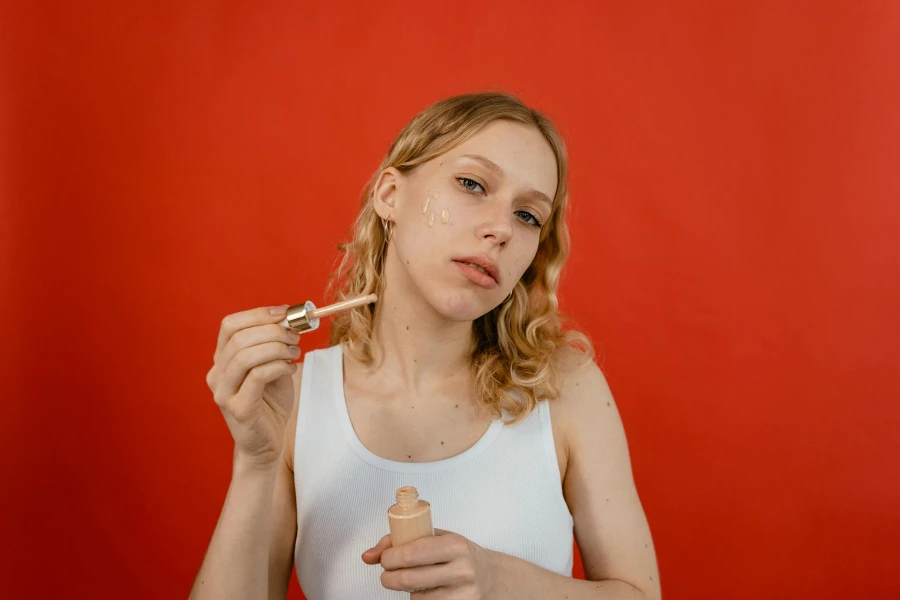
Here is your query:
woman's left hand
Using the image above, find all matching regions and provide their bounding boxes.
[361,529,496,598]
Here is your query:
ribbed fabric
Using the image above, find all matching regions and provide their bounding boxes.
[293,345,574,599]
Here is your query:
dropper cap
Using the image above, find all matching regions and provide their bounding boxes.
[280,301,320,333]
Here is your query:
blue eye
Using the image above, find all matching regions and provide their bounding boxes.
[457,177,485,194]
[516,210,543,229]
[457,177,543,229]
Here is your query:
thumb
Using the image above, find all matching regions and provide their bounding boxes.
[361,533,392,564]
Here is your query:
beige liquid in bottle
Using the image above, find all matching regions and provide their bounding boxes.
[388,486,434,546]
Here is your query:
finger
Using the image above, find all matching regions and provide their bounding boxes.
[209,323,299,394]
[410,588,451,599]
[223,359,298,421]
[218,323,300,376]
[361,534,392,564]
[215,305,289,359]
[381,564,467,593]
[216,341,300,401]
[381,534,463,571]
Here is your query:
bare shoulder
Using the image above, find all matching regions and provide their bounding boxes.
[283,362,304,472]
[548,347,617,454]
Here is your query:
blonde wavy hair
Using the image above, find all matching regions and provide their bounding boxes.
[327,91,594,424]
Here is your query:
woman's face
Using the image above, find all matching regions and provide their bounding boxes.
[375,119,558,322]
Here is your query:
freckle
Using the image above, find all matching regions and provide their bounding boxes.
[411,405,415,409]
[441,441,444,445]
[649,576,653,581]
[406,326,409,330]
[576,382,579,387]
[455,404,458,408]
[441,209,449,224]
[606,401,610,406]
[606,498,609,502]
[406,260,409,264]
[408,455,411,459]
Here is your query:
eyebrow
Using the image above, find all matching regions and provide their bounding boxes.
[458,154,554,208]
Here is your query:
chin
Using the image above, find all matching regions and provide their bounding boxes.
[433,289,496,322]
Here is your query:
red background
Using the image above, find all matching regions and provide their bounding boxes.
[2,2,898,598]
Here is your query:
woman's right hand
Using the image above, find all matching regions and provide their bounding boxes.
[206,305,302,469]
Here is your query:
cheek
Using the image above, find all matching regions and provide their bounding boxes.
[420,191,453,229]
[394,214,447,268]
[421,191,438,215]
[505,246,538,284]
[393,196,460,284]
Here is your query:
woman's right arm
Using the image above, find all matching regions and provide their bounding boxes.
[190,386,301,600]
[189,306,305,600]
[266,367,302,600]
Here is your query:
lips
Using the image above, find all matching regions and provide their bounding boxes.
[452,255,500,289]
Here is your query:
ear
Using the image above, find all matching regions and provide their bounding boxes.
[372,167,402,221]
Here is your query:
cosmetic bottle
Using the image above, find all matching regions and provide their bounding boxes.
[388,486,434,546]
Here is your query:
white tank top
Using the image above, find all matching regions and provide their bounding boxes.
[293,344,574,599]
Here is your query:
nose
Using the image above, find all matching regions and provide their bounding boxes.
[476,204,513,247]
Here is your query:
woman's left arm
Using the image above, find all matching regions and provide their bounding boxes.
[362,359,660,599]
[489,357,661,599]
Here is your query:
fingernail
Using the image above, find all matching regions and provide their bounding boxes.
[269,305,288,316]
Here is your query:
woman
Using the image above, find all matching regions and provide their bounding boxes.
[193,92,661,599]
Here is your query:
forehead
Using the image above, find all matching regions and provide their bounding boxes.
[437,120,558,201]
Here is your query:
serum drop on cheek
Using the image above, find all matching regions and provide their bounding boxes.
[427,211,435,227]
[388,486,434,547]
[422,196,431,215]
[441,209,449,224]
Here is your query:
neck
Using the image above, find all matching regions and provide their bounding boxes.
[364,251,474,397]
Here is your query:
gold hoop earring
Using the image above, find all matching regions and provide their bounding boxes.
[382,217,394,243]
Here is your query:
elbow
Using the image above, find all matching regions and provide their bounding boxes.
[614,579,660,600]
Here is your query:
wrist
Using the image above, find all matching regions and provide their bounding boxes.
[232,448,281,479]
[483,547,508,599]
